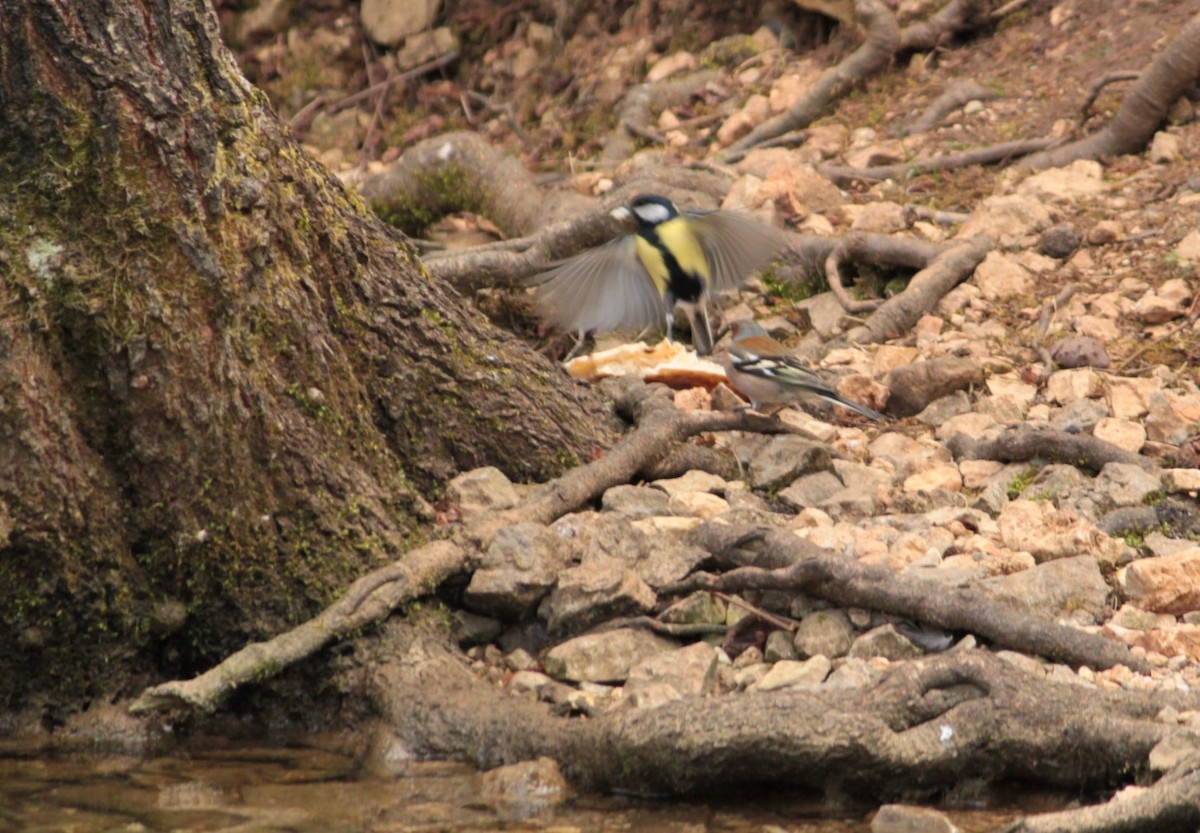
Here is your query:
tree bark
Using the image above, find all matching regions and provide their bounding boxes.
[0,0,609,719]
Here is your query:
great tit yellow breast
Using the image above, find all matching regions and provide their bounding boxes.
[656,217,709,283]
[635,216,709,305]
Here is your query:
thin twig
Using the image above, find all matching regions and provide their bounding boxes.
[1080,70,1140,119]
[1116,290,1200,372]
[1038,282,1080,339]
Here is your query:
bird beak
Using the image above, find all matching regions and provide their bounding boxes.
[610,206,632,221]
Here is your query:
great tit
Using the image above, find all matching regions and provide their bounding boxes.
[723,319,885,419]
[531,194,786,355]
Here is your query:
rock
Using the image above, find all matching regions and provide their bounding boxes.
[758,162,847,215]
[764,630,799,662]
[1045,367,1103,405]
[1093,418,1146,453]
[935,411,998,442]
[612,681,683,712]
[960,459,1004,489]
[1145,391,1197,445]
[1149,131,1183,164]
[793,291,851,338]
[1133,278,1193,324]
[667,491,730,518]
[903,464,963,494]
[660,591,727,625]
[1163,469,1200,493]
[1050,395,1111,430]
[824,657,883,689]
[870,432,952,480]
[543,629,679,683]
[872,803,960,833]
[778,470,845,510]
[651,470,728,496]
[916,391,973,426]
[448,465,519,517]
[753,655,832,691]
[464,523,570,618]
[480,757,570,807]
[1148,732,1200,773]
[361,0,441,47]
[1175,229,1200,262]
[873,345,920,376]
[957,194,1053,245]
[716,94,770,145]
[884,358,984,417]
[1120,547,1200,615]
[998,499,1125,565]
[544,557,656,635]
[1106,376,1162,420]
[1141,625,1200,662]
[509,670,554,696]
[1037,224,1084,258]
[1016,159,1104,200]
[1050,335,1110,369]
[625,641,718,697]
[973,251,1033,300]
[981,555,1110,618]
[645,50,697,82]
[601,485,671,518]
[748,436,835,490]
[393,27,459,70]
[1094,463,1163,511]
[794,608,854,659]
[849,624,923,661]
[851,201,907,234]
[452,611,503,647]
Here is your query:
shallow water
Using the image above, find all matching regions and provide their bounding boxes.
[0,735,1051,832]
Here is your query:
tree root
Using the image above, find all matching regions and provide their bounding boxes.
[945,423,1159,475]
[818,138,1059,186]
[1007,761,1200,833]
[725,0,900,156]
[370,633,1192,800]
[846,235,992,344]
[825,232,945,314]
[1018,12,1200,171]
[128,539,468,714]
[668,526,1147,674]
[905,78,997,135]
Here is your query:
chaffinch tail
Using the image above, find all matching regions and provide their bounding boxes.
[531,194,786,356]
[722,319,885,420]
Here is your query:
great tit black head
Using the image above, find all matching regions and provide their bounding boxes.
[531,193,786,356]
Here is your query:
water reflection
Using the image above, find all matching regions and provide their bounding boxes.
[0,736,1037,832]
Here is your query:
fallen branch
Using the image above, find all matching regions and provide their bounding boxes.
[599,70,719,167]
[668,526,1147,674]
[824,232,945,314]
[846,235,992,344]
[945,423,1158,474]
[1079,70,1141,120]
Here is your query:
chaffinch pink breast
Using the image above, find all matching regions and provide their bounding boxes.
[722,319,885,420]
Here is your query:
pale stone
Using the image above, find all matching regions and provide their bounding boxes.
[1017,159,1105,201]
[794,609,854,659]
[1134,278,1193,323]
[1106,375,1163,420]
[935,412,998,442]
[985,374,1037,409]
[1141,625,1200,663]
[1175,229,1200,262]
[758,162,847,215]
[974,251,1033,300]
[1121,548,1200,616]
[851,202,907,234]
[998,499,1125,565]
[652,470,727,496]
[1149,131,1183,164]
[1093,418,1146,453]
[872,804,960,833]
[903,464,963,494]
[716,94,770,145]
[625,641,718,697]
[844,138,907,169]
[480,757,569,805]
[873,345,921,376]
[849,624,922,661]
[666,492,730,518]
[361,0,441,46]
[1145,391,1194,444]
[645,50,696,82]
[753,655,832,691]
[543,629,679,683]
[957,195,1053,246]
[960,459,1004,489]
[448,466,519,516]
[869,432,950,481]
[1163,469,1200,493]
[1045,367,1103,404]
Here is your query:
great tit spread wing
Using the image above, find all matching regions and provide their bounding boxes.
[531,235,665,334]
[685,210,787,293]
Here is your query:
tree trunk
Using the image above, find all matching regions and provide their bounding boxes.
[0,0,608,721]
